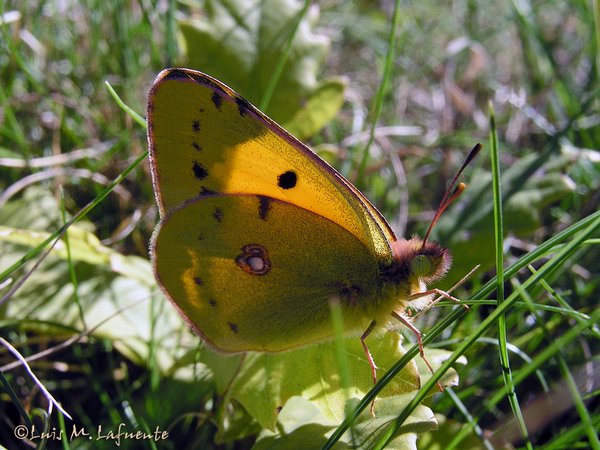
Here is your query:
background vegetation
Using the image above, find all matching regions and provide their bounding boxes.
[1,0,598,449]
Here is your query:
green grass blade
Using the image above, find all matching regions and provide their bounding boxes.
[358,210,600,448]
[259,0,311,112]
[490,102,532,447]
[357,0,402,180]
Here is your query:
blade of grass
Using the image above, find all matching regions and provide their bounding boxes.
[0,2,44,96]
[490,103,532,447]
[165,0,176,65]
[323,207,600,449]
[543,412,600,450]
[511,267,599,449]
[105,81,146,127]
[0,86,146,301]
[0,151,147,305]
[443,387,495,450]
[357,0,402,180]
[486,307,600,408]
[0,338,72,420]
[373,210,600,449]
[259,0,311,112]
[595,0,600,76]
[57,408,71,450]
[59,186,87,330]
[0,368,35,429]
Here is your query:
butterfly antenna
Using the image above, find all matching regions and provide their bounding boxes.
[421,143,482,248]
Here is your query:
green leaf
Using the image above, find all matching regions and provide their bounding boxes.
[0,188,191,371]
[206,330,420,431]
[178,0,346,139]
[253,395,437,450]
[415,348,466,390]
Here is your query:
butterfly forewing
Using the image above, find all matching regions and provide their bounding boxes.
[148,68,396,264]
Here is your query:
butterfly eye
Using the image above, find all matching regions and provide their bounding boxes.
[411,254,433,277]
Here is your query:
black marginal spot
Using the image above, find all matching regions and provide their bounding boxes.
[235,96,252,117]
[213,207,224,223]
[193,276,203,286]
[163,69,188,81]
[209,298,217,307]
[192,141,202,152]
[204,78,228,98]
[228,322,239,333]
[257,195,271,220]
[211,92,223,110]
[197,233,205,241]
[277,170,297,189]
[192,119,201,133]
[192,161,209,181]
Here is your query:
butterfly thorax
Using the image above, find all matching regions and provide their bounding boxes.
[349,237,451,329]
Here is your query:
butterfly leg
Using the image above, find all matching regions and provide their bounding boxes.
[408,265,480,318]
[391,311,443,391]
[408,288,461,305]
[406,288,466,319]
[360,320,378,385]
[360,320,378,416]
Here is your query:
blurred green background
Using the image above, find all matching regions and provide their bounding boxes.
[0,0,598,449]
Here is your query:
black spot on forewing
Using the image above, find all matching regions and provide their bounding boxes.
[192,141,202,152]
[209,298,217,307]
[211,92,223,110]
[192,120,201,133]
[228,322,239,333]
[193,276,203,286]
[257,195,271,220]
[278,171,297,189]
[192,161,208,181]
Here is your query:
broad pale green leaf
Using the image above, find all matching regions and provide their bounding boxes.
[178,0,346,139]
[0,188,192,372]
[415,348,466,391]
[253,395,437,450]
[206,330,420,430]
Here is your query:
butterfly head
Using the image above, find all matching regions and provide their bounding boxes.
[386,143,481,289]
[389,238,451,286]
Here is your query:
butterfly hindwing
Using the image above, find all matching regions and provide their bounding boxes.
[152,194,384,352]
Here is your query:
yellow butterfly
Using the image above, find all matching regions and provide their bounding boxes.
[148,68,478,383]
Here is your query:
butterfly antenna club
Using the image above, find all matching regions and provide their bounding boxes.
[421,143,482,248]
